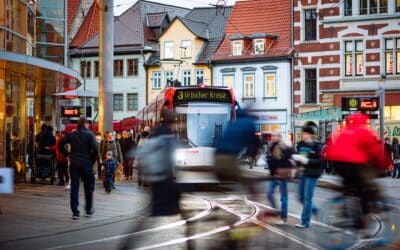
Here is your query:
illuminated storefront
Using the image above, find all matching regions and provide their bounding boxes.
[0,1,81,179]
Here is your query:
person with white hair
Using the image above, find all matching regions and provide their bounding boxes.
[266,131,295,225]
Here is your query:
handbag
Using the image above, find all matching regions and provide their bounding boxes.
[275,167,298,179]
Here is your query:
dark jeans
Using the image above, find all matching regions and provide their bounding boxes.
[57,161,69,185]
[104,174,114,191]
[70,164,95,216]
[123,158,133,177]
[393,163,400,178]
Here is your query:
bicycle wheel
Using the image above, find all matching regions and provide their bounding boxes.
[319,197,360,250]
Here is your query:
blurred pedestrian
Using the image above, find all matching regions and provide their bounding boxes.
[384,137,393,175]
[95,132,102,180]
[59,117,98,220]
[118,110,179,250]
[392,137,400,178]
[100,131,123,188]
[137,126,151,186]
[215,108,260,183]
[55,131,69,186]
[266,131,295,225]
[292,121,323,228]
[121,131,136,181]
[103,150,117,194]
[325,114,385,228]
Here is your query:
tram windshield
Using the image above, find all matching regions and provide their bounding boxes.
[174,102,232,148]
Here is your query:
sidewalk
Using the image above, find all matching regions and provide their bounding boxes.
[0,181,149,243]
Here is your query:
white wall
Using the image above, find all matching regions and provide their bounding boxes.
[70,53,150,121]
[213,60,292,136]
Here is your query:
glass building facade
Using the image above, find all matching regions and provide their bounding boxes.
[0,0,81,181]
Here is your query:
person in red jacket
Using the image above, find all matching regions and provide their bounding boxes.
[324,113,384,228]
[55,131,69,186]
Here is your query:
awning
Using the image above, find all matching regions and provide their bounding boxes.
[54,89,98,97]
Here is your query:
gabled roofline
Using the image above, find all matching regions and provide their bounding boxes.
[159,16,208,41]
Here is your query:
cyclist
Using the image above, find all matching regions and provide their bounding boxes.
[324,113,385,228]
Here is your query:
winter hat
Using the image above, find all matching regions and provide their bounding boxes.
[301,121,317,135]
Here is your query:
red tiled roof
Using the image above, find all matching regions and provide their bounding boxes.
[213,0,292,60]
[68,0,81,33]
[70,2,100,48]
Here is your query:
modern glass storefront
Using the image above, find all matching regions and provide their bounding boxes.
[0,0,81,181]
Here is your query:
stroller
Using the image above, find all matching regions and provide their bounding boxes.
[32,149,56,184]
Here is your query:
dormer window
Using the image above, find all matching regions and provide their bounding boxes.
[254,39,265,55]
[232,40,243,56]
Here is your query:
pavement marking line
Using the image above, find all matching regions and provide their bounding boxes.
[44,199,213,250]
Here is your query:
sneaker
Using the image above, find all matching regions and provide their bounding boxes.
[85,209,94,218]
[295,223,308,228]
[274,219,287,225]
[72,215,80,220]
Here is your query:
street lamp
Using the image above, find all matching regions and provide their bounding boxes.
[378,73,386,141]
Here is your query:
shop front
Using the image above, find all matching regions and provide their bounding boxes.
[0,51,82,181]
[249,110,288,143]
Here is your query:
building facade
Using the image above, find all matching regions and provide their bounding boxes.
[0,0,82,172]
[293,0,400,139]
[212,0,293,141]
[145,7,232,103]
[68,0,189,121]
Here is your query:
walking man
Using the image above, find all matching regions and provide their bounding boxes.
[59,117,98,220]
[292,121,323,228]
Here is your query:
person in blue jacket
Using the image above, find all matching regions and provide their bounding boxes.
[103,151,117,194]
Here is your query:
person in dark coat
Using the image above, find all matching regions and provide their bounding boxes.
[267,131,294,224]
[121,131,136,180]
[292,121,323,228]
[392,137,400,178]
[59,117,98,220]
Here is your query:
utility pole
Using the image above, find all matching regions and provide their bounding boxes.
[98,0,114,133]
[378,74,386,142]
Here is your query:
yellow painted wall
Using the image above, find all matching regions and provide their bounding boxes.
[146,19,212,103]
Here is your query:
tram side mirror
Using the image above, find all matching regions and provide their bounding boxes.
[0,168,14,194]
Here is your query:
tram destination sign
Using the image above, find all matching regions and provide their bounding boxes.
[173,89,232,103]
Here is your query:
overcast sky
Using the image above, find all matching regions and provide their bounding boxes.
[114,0,236,15]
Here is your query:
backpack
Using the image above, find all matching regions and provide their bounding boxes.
[136,135,175,183]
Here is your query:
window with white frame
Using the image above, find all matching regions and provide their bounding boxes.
[114,59,123,77]
[80,61,91,78]
[222,74,234,89]
[94,61,99,78]
[254,39,265,55]
[127,59,138,76]
[360,0,387,15]
[152,71,161,89]
[181,40,192,58]
[165,71,174,85]
[385,38,400,75]
[127,93,138,111]
[264,73,276,97]
[113,94,123,111]
[344,0,352,16]
[195,70,204,84]
[164,41,174,59]
[304,9,317,41]
[305,69,317,104]
[243,74,255,98]
[344,40,364,76]
[232,40,243,56]
[183,70,191,86]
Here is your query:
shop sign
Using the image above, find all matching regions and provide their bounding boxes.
[384,124,400,137]
[341,96,379,112]
[251,111,287,124]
